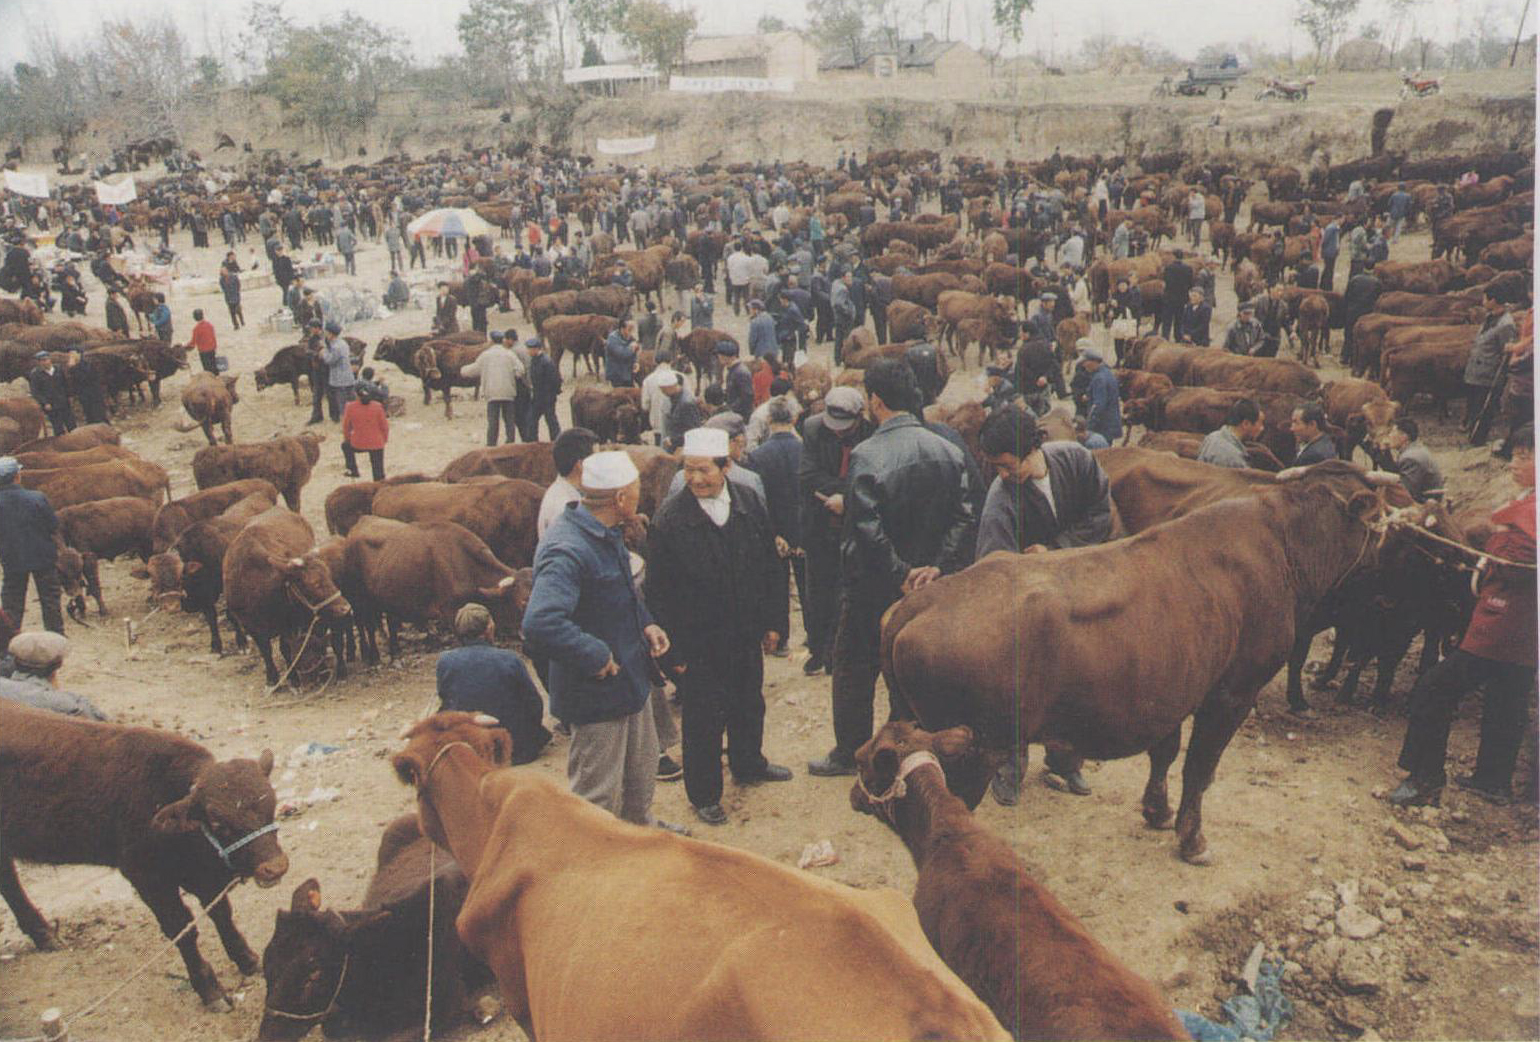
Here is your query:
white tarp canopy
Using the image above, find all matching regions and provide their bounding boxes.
[3,170,49,199]
[595,135,658,155]
[563,63,658,84]
[669,76,795,94]
[94,177,137,205]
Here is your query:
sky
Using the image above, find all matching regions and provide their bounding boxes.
[0,0,1526,72]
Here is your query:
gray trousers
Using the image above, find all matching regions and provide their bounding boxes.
[568,698,660,826]
[651,684,679,749]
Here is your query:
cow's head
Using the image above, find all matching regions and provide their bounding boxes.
[373,337,406,367]
[477,570,534,640]
[254,366,273,391]
[152,749,288,887]
[55,545,87,620]
[392,713,512,849]
[137,550,188,611]
[614,403,645,445]
[259,879,389,1041]
[850,721,993,821]
[277,553,351,621]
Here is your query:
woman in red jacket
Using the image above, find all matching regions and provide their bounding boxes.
[1392,425,1536,806]
[341,385,389,480]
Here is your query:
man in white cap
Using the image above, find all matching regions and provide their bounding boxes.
[1077,340,1122,445]
[665,412,766,504]
[644,426,791,826]
[0,457,64,635]
[0,632,105,718]
[523,449,682,830]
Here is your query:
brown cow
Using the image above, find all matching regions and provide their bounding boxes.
[224,506,353,686]
[181,372,240,446]
[1477,233,1533,271]
[0,397,45,444]
[1295,293,1331,367]
[851,722,1188,1041]
[57,495,157,564]
[14,422,120,454]
[441,443,557,486]
[887,300,938,343]
[20,458,170,508]
[1374,259,1465,295]
[338,517,532,662]
[1134,430,1284,471]
[0,702,286,1010]
[1319,378,1398,461]
[570,386,644,444]
[192,432,324,510]
[676,329,738,395]
[1380,330,1473,413]
[892,273,965,309]
[413,341,491,419]
[935,291,1014,356]
[1116,368,1176,403]
[151,479,281,554]
[370,478,544,569]
[880,463,1421,862]
[14,443,136,469]
[321,474,435,536]
[542,314,617,379]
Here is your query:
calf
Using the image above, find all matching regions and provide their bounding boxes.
[182,372,241,446]
[141,491,277,651]
[570,386,644,444]
[56,543,105,620]
[339,517,532,663]
[223,506,353,685]
[14,422,120,454]
[193,432,323,510]
[0,701,286,1011]
[20,458,171,508]
[258,817,484,1042]
[1296,293,1331,367]
[254,343,313,405]
[851,722,1187,1041]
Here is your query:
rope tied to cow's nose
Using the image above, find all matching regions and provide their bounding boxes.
[856,750,945,815]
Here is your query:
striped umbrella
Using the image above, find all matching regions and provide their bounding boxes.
[406,208,495,239]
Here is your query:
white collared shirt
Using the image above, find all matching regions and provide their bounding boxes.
[696,484,731,527]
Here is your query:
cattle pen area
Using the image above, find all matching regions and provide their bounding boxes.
[0,56,1537,1042]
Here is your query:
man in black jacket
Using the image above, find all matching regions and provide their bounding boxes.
[796,386,872,677]
[1340,265,1383,367]
[0,458,63,634]
[1159,249,1194,340]
[1014,336,1066,415]
[808,360,974,776]
[975,406,1114,802]
[645,426,791,826]
[743,399,804,658]
[27,352,73,435]
[525,337,562,440]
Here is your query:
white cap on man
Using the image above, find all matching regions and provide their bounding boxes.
[580,450,639,491]
[682,427,730,459]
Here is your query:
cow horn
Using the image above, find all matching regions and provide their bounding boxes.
[1275,466,1305,482]
[1364,470,1401,487]
[398,721,415,739]
[472,713,500,727]
[498,575,516,589]
[289,557,305,568]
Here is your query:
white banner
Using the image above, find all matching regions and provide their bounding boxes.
[668,75,795,94]
[3,170,49,199]
[596,135,658,156]
[564,63,657,84]
[94,177,137,205]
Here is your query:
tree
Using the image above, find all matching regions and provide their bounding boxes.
[195,55,224,89]
[8,36,90,155]
[88,18,194,145]
[1295,0,1361,71]
[991,0,1034,43]
[757,14,790,33]
[458,0,552,105]
[258,13,409,155]
[571,0,631,40]
[808,0,870,66]
[618,0,696,75]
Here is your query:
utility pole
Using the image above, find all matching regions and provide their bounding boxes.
[1511,0,1532,66]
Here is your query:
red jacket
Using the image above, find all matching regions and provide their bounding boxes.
[1460,491,1536,667]
[342,400,389,450]
[752,363,774,408]
[190,320,217,354]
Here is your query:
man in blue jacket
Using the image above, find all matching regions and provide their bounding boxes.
[522,450,678,828]
[604,318,638,388]
[0,458,63,634]
[436,603,550,765]
[1079,342,1122,444]
[747,298,778,362]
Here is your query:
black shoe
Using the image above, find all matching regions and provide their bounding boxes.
[802,653,826,676]
[656,754,682,782]
[807,750,856,777]
[735,764,793,785]
[343,470,361,478]
[693,803,728,826]
[990,769,1020,807]
[1287,704,1320,720]
[1453,774,1512,805]
[1388,777,1443,807]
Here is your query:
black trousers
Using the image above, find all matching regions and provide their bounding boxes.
[309,368,330,423]
[681,641,768,808]
[1398,650,1534,790]
[871,307,888,345]
[1158,301,1182,340]
[525,397,559,441]
[830,592,890,758]
[342,444,385,480]
[1321,254,1337,291]
[226,302,244,329]
[802,533,841,659]
[486,400,518,445]
[1,566,63,634]
[778,554,808,650]
[833,318,852,364]
[198,351,219,373]
[46,407,75,436]
[470,304,488,332]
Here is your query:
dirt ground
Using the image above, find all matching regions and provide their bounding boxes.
[0,190,1535,1042]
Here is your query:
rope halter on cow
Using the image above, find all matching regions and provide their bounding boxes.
[201,820,281,871]
[289,582,344,616]
[263,950,351,1024]
[856,750,944,823]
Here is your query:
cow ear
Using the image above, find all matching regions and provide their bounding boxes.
[129,565,150,580]
[291,878,323,914]
[183,560,203,576]
[258,748,275,776]
[930,726,979,768]
[151,790,203,834]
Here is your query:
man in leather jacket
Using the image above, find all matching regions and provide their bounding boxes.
[808,360,974,776]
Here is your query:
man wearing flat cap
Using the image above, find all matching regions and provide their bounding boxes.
[657,370,704,451]
[523,450,682,831]
[1077,340,1122,444]
[646,427,791,826]
[0,458,64,635]
[720,339,754,420]
[0,632,105,718]
[28,351,73,436]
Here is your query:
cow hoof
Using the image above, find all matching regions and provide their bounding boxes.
[200,990,233,1013]
[1180,845,1213,866]
[29,928,61,951]
[234,952,260,976]
[1143,810,1175,830]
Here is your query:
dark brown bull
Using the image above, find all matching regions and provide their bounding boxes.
[570,386,644,444]
[193,432,323,511]
[0,702,286,1010]
[151,479,280,553]
[440,443,557,486]
[880,461,1419,862]
[321,474,435,536]
[181,372,240,446]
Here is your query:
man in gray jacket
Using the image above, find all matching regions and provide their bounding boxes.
[1197,398,1266,469]
[1386,418,1444,501]
[320,321,357,421]
[463,329,527,445]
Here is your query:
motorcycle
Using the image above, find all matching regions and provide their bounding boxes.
[1400,74,1442,99]
[1255,76,1315,102]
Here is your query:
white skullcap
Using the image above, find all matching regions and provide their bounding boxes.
[580,450,639,491]
[682,427,730,458]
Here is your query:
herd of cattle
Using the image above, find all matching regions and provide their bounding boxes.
[0,135,1533,1040]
